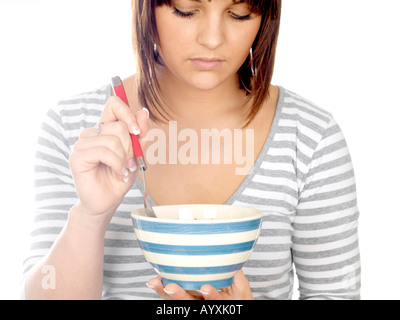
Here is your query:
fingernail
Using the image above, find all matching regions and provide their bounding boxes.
[199,290,209,297]
[131,124,141,135]
[146,282,155,290]
[128,159,137,172]
[141,107,150,119]
[163,288,174,297]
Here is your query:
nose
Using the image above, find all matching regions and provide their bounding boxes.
[196,12,225,50]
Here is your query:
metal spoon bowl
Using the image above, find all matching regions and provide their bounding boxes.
[140,167,157,218]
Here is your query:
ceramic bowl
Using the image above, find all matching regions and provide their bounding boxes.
[131,204,263,290]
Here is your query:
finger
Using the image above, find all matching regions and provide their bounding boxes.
[147,277,173,300]
[70,146,129,181]
[147,277,200,300]
[92,121,134,160]
[133,108,150,147]
[100,96,140,135]
[164,283,199,300]
[78,127,95,139]
[232,270,253,299]
[74,135,128,166]
[233,270,252,292]
[135,108,149,133]
[199,284,222,300]
[75,133,137,174]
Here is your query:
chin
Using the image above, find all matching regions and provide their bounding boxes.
[188,74,225,91]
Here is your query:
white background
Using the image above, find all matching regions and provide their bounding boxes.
[0,0,399,300]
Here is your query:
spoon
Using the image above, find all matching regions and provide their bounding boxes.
[140,167,156,218]
[111,76,157,218]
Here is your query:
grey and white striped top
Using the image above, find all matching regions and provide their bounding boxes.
[24,84,361,300]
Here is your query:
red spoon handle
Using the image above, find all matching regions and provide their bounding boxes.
[111,76,147,170]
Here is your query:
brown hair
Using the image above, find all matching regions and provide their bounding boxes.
[132,0,282,127]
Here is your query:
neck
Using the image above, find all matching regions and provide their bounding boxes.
[155,67,251,129]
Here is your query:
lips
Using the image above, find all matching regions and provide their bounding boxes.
[190,58,224,70]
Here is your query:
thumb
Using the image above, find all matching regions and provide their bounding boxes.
[135,107,150,145]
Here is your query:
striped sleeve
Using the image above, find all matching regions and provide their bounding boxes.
[292,117,361,300]
[23,88,107,282]
[22,104,77,279]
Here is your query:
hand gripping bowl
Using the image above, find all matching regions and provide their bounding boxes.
[131,204,263,290]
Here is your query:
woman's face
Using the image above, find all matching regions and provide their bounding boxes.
[155,0,262,90]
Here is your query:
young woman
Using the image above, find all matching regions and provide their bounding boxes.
[23,0,361,300]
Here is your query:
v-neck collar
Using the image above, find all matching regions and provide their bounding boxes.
[131,86,285,207]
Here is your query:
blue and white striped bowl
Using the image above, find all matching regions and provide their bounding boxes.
[131,204,263,290]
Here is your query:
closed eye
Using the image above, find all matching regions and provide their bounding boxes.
[172,7,253,22]
[230,12,252,21]
[173,7,195,19]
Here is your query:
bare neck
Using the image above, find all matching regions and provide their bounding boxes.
[155,67,252,129]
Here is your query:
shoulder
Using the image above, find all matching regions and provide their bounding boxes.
[278,87,334,130]
[276,87,341,146]
[275,87,352,179]
[274,86,350,166]
[57,84,110,124]
[55,84,111,118]
[41,84,111,150]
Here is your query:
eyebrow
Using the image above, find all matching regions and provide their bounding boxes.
[188,0,246,4]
